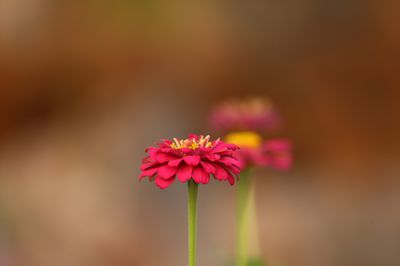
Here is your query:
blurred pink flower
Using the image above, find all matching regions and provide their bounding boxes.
[234,146,268,169]
[225,132,292,170]
[140,134,242,189]
[263,139,293,170]
[209,98,280,133]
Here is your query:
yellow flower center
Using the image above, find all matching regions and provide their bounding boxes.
[171,135,215,149]
[225,131,262,148]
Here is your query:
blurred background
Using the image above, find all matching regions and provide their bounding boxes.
[1,0,400,265]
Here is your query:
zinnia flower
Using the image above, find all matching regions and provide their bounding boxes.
[209,98,280,133]
[263,139,292,170]
[140,134,241,189]
[225,131,292,170]
[208,97,292,266]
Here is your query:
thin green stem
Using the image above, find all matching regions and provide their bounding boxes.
[237,169,252,266]
[248,183,261,258]
[188,180,198,266]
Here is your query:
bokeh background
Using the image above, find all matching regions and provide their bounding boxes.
[1,1,400,266]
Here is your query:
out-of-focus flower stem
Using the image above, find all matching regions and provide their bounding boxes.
[237,168,253,266]
[188,180,198,266]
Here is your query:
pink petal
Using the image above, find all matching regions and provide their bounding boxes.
[157,165,178,179]
[177,165,193,182]
[183,155,201,166]
[192,166,210,184]
[227,171,235,185]
[155,176,175,189]
[141,156,152,163]
[147,148,160,161]
[181,148,195,154]
[168,158,183,167]
[140,160,157,171]
[232,151,246,169]
[211,142,228,153]
[160,147,173,153]
[161,139,173,145]
[214,164,228,180]
[272,156,292,170]
[218,150,234,157]
[264,139,291,151]
[204,153,220,162]
[156,153,178,163]
[263,139,292,170]
[169,149,183,157]
[146,147,158,155]
[188,134,199,140]
[139,167,158,179]
[219,156,241,168]
[226,143,239,150]
[200,161,216,174]
[225,165,241,174]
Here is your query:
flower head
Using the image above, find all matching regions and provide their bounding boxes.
[225,131,292,170]
[140,134,241,189]
[209,98,280,133]
[263,139,292,170]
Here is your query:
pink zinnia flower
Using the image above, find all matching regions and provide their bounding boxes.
[263,139,292,170]
[225,132,292,170]
[140,134,241,189]
[209,98,280,133]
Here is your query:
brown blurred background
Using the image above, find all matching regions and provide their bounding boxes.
[1,1,400,266]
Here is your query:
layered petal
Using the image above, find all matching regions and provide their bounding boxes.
[192,166,209,184]
[139,167,158,179]
[155,152,178,163]
[183,155,201,166]
[204,153,220,162]
[219,156,241,169]
[263,139,292,170]
[214,164,228,181]
[177,165,193,182]
[158,165,178,179]
[168,158,183,167]
[155,176,175,189]
[230,138,293,170]
[200,161,216,174]
[139,134,241,188]
[209,98,281,133]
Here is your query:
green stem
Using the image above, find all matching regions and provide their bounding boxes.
[237,169,252,266]
[188,180,198,266]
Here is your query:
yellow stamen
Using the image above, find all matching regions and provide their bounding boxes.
[225,131,262,148]
[170,135,214,150]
